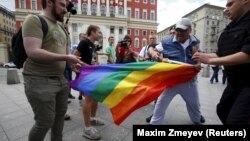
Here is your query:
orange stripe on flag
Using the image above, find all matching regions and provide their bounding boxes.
[110,65,197,125]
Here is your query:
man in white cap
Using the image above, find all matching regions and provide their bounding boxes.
[148,18,205,125]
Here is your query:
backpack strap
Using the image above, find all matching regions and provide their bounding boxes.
[36,15,48,39]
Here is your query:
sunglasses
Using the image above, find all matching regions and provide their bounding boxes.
[175,28,188,33]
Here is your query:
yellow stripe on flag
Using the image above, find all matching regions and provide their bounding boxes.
[103,63,181,108]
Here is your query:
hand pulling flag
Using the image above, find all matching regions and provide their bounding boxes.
[70,61,198,125]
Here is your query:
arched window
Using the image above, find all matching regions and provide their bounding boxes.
[91,4,97,15]
[20,0,26,9]
[82,3,88,15]
[100,5,106,16]
[110,6,115,17]
[31,0,37,10]
[118,7,123,15]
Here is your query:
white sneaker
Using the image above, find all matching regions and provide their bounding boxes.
[83,127,100,140]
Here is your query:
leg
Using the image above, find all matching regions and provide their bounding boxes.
[91,100,98,118]
[24,76,58,141]
[210,68,216,83]
[225,87,250,124]
[83,96,93,127]
[82,96,101,140]
[150,88,177,125]
[222,70,227,84]
[179,80,202,124]
[51,78,68,141]
[216,84,238,124]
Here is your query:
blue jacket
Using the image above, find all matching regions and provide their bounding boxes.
[161,35,200,65]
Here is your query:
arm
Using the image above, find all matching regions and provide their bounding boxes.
[22,15,82,65]
[105,47,115,64]
[23,37,74,62]
[73,50,89,67]
[148,44,162,62]
[192,51,250,65]
[205,52,250,65]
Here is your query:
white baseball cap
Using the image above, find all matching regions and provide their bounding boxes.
[176,18,192,30]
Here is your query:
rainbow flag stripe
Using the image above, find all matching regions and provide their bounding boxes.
[70,61,197,125]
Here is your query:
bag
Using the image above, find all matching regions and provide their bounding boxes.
[11,15,48,69]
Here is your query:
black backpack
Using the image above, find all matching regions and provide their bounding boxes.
[11,15,48,69]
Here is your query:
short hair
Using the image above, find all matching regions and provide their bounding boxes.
[86,25,100,36]
[79,33,85,37]
[108,36,114,40]
[42,0,55,9]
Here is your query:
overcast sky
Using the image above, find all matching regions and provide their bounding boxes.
[0,0,226,31]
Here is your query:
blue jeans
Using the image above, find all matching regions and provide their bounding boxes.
[210,67,219,83]
[150,78,202,124]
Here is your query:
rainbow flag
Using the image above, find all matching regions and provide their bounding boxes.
[70,61,198,125]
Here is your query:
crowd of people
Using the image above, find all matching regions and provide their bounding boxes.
[20,0,250,140]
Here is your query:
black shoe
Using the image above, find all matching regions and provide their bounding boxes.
[194,115,205,125]
[78,95,83,100]
[200,115,205,123]
[64,114,71,120]
[68,94,75,99]
[146,114,153,123]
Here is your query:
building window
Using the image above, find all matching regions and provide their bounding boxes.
[135,29,139,36]
[110,26,114,34]
[127,8,131,18]
[31,0,37,10]
[142,30,147,36]
[73,36,77,45]
[135,0,139,2]
[143,0,147,3]
[150,0,155,4]
[142,39,147,47]
[21,0,25,8]
[82,3,88,14]
[101,5,106,16]
[127,29,131,35]
[118,7,123,15]
[134,38,139,48]
[150,11,155,20]
[110,6,115,17]
[143,10,147,20]
[135,9,139,19]
[119,27,123,34]
[91,4,97,15]
[72,23,77,32]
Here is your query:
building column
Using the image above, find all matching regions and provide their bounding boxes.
[88,0,91,15]
[124,0,127,17]
[115,0,118,15]
[106,0,110,16]
[123,27,127,37]
[77,1,81,14]
[115,26,119,43]
[97,0,100,16]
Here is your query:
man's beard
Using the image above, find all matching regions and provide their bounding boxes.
[52,4,64,22]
